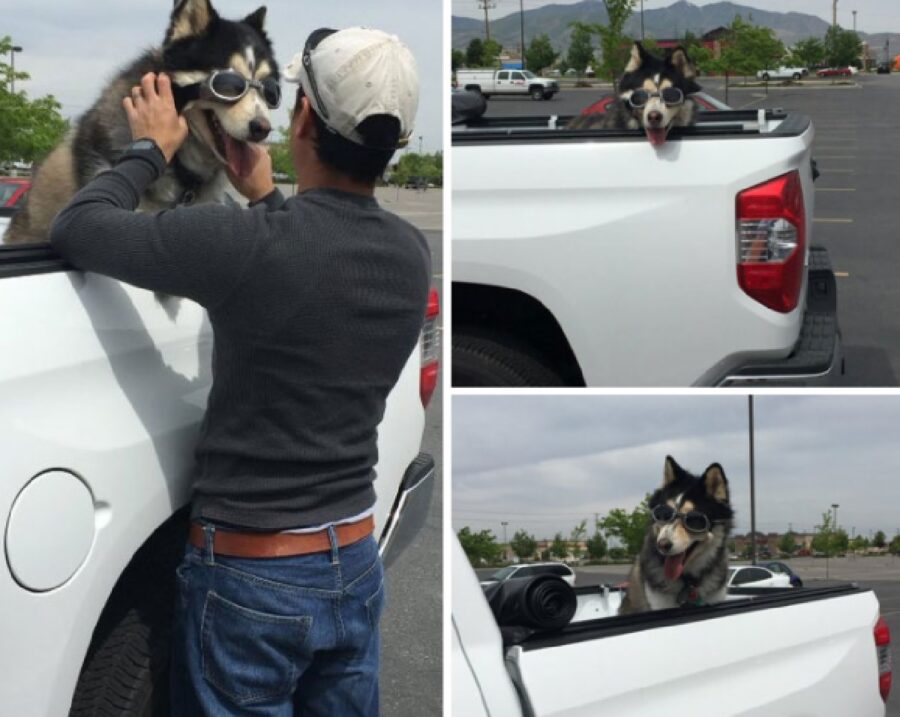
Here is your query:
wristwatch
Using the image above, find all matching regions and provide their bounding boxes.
[118,137,168,167]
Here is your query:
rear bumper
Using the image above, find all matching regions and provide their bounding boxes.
[378,452,435,568]
[716,246,843,386]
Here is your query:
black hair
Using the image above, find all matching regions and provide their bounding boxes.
[294,88,400,184]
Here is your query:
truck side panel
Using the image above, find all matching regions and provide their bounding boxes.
[452,129,815,386]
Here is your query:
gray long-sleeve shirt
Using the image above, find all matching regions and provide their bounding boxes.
[51,152,431,530]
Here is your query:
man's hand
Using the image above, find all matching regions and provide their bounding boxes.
[226,144,276,203]
[122,73,189,163]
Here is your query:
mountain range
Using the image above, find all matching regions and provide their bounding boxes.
[452,0,900,55]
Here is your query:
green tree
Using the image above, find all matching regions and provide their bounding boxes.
[849,534,869,552]
[599,497,651,557]
[790,37,826,68]
[681,31,713,73]
[586,530,608,560]
[390,151,443,187]
[567,22,595,78]
[509,529,538,561]
[596,0,637,83]
[0,36,69,164]
[268,126,296,184]
[824,26,862,68]
[812,510,835,555]
[457,526,503,565]
[550,532,569,560]
[569,519,587,561]
[525,34,559,74]
[889,535,900,555]
[873,530,887,549]
[481,39,503,68]
[466,38,485,67]
[832,529,849,554]
[452,49,466,71]
[777,531,797,556]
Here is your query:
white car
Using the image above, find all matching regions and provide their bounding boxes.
[728,565,793,589]
[757,66,808,80]
[480,562,576,587]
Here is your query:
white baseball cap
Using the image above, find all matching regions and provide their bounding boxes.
[283,27,419,150]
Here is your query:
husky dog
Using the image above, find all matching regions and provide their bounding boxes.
[619,456,734,614]
[568,42,701,147]
[4,0,279,244]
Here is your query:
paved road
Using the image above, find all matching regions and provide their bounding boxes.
[378,198,443,717]
[479,77,900,385]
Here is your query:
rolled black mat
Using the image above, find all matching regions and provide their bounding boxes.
[451,90,488,125]
[484,575,577,631]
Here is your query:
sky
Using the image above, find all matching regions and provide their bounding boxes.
[452,395,900,543]
[2,0,442,153]
[451,0,900,34]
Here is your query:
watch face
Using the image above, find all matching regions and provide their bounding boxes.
[132,140,155,151]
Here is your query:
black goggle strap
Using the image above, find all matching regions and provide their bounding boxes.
[302,28,338,121]
[172,82,202,113]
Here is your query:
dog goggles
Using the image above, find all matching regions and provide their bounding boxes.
[628,87,684,108]
[652,504,716,533]
[198,69,281,109]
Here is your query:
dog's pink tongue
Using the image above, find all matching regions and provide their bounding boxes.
[223,135,257,179]
[664,553,686,581]
[646,127,668,147]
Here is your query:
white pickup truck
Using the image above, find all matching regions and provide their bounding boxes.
[757,66,809,81]
[452,539,893,716]
[456,69,560,100]
[452,107,842,386]
[0,242,439,716]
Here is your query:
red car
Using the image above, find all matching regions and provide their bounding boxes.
[816,67,854,77]
[0,177,30,210]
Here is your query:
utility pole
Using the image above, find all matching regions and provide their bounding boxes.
[832,0,838,28]
[10,44,23,94]
[501,521,509,545]
[749,396,757,566]
[519,0,526,69]
[479,0,496,42]
[640,0,645,41]
[832,503,839,533]
[852,10,857,32]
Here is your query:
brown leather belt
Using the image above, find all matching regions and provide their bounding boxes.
[189,515,375,558]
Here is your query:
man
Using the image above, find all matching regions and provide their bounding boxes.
[50,27,430,716]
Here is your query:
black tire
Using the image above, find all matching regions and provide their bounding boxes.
[453,330,566,387]
[530,86,544,100]
[543,91,554,100]
[762,72,770,81]
[793,73,801,80]
[69,518,185,717]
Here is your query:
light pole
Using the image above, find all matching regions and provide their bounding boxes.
[10,45,23,94]
[519,0,526,70]
[832,0,838,28]
[748,396,757,565]
[852,10,857,32]
[640,0,645,41]
[832,503,839,533]
[501,521,509,545]
[418,135,423,155]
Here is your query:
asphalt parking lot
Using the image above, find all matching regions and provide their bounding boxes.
[372,188,443,716]
[479,76,900,385]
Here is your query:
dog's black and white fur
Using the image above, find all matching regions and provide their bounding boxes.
[5,0,278,244]
[619,456,734,614]
[568,42,701,146]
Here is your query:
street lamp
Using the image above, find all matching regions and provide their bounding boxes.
[640,0,645,41]
[418,135,423,155]
[832,503,839,532]
[10,45,23,94]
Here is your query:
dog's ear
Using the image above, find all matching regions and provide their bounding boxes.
[244,6,267,33]
[667,46,697,80]
[167,0,217,43]
[663,455,683,487]
[703,463,729,502]
[625,42,649,73]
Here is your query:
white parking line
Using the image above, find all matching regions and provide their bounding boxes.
[813,218,854,224]
[815,187,856,192]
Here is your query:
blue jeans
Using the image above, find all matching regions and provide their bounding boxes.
[170,526,385,716]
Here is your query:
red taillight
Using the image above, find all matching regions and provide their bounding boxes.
[735,170,806,313]
[875,616,892,702]
[420,287,440,407]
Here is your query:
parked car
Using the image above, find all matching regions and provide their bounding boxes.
[480,562,576,587]
[877,62,892,74]
[0,178,30,236]
[763,561,804,587]
[757,66,808,81]
[727,565,793,589]
[817,67,854,77]
[456,68,559,100]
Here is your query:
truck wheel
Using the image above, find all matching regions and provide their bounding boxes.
[453,331,565,387]
[530,86,544,100]
[761,72,770,80]
[543,91,554,100]
[69,519,184,717]
[793,73,801,80]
